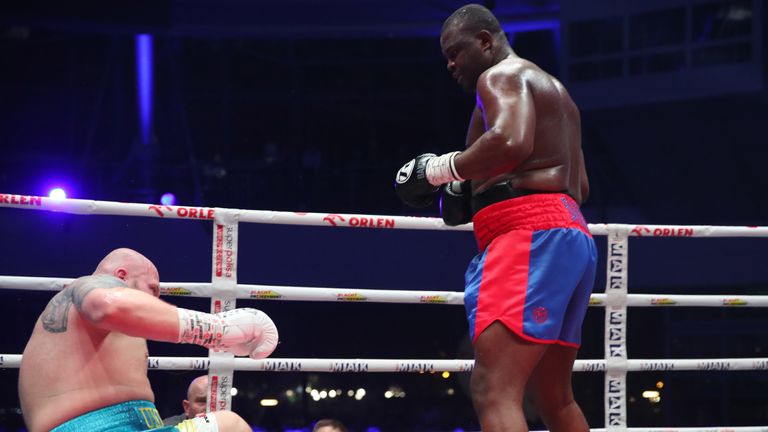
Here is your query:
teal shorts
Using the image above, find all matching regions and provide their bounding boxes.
[51,400,177,432]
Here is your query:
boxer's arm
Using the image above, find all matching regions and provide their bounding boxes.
[72,276,279,358]
[72,276,180,342]
[453,69,535,179]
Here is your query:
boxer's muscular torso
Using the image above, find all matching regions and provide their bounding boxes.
[465,57,588,204]
[19,278,154,432]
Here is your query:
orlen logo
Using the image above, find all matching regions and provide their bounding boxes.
[631,225,652,236]
[722,298,747,306]
[0,194,42,206]
[250,290,282,300]
[149,205,215,220]
[323,214,346,227]
[632,225,694,237]
[337,293,367,302]
[322,214,396,229]
[161,287,192,296]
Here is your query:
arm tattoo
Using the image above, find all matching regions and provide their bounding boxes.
[41,288,74,333]
[41,275,128,333]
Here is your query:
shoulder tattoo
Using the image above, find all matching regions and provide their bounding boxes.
[41,275,127,333]
[41,288,74,333]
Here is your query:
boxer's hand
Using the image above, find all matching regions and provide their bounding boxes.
[395,154,439,208]
[440,181,472,226]
[177,307,279,359]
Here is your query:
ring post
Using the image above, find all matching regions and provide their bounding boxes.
[207,209,241,413]
[605,226,629,431]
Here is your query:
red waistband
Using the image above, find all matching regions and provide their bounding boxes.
[472,193,590,251]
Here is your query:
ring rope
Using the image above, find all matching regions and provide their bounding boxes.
[3,193,767,430]
[2,355,768,373]
[2,276,767,307]
[3,194,768,237]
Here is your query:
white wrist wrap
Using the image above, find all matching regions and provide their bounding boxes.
[425,151,464,186]
[176,308,224,350]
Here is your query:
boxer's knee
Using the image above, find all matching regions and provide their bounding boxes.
[470,364,495,416]
[535,399,588,432]
[470,362,525,415]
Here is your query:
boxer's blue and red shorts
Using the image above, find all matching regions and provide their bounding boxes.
[464,193,597,347]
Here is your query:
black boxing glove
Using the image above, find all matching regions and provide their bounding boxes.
[440,181,472,226]
[394,154,439,208]
[395,151,464,208]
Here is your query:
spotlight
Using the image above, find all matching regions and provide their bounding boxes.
[48,188,67,200]
[160,192,176,206]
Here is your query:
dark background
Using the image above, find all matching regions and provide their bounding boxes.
[1,0,767,431]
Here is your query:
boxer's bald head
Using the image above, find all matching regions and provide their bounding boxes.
[184,375,209,419]
[95,248,160,297]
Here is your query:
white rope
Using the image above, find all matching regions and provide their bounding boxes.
[591,294,768,307]
[4,194,768,236]
[589,224,768,238]
[4,276,768,307]
[2,355,768,372]
[0,194,471,231]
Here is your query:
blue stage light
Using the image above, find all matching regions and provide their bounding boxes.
[48,188,67,200]
[160,193,177,206]
[136,34,154,145]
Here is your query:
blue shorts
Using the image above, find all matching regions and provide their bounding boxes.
[464,194,597,347]
[51,400,177,432]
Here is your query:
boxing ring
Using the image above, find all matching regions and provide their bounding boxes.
[1,193,767,432]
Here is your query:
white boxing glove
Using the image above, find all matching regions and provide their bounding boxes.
[177,307,279,359]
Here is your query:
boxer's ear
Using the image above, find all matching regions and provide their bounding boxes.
[114,267,127,280]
